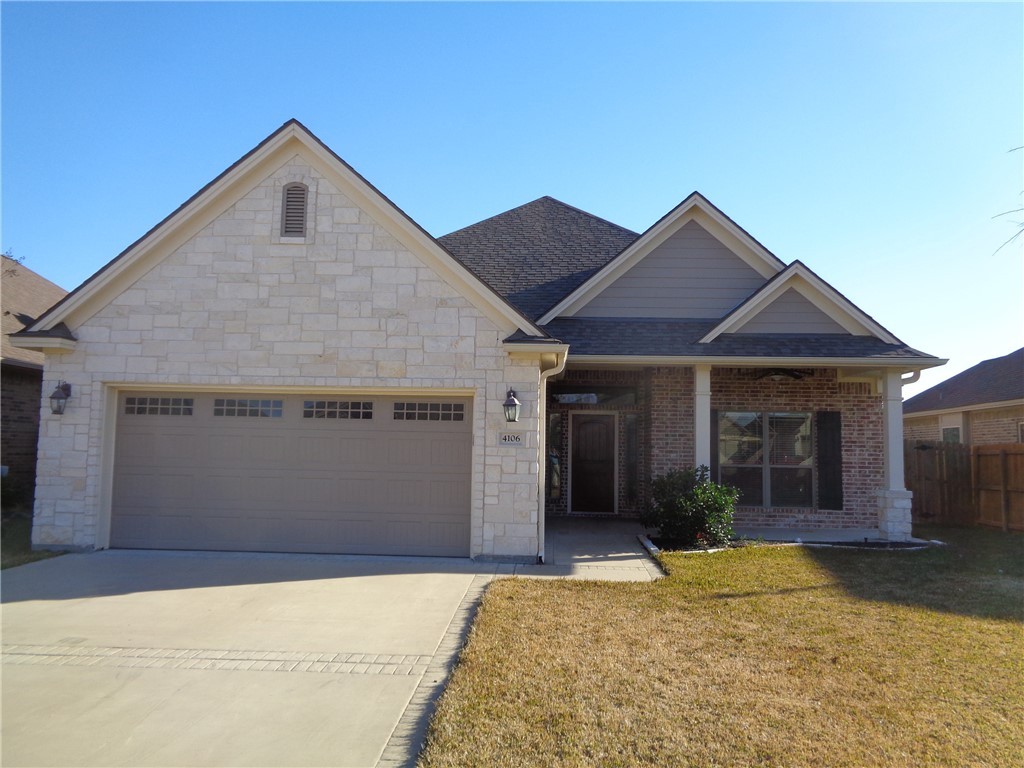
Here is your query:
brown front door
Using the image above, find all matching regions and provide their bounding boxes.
[571,414,616,513]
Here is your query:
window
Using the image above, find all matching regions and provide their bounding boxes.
[124,397,193,416]
[393,402,465,421]
[942,427,961,444]
[719,412,814,507]
[214,398,283,418]
[303,401,373,419]
[281,183,308,237]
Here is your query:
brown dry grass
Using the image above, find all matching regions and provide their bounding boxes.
[420,527,1023,767]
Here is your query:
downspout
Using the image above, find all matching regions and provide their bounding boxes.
[537,349,568,563]
[901,370,921,386]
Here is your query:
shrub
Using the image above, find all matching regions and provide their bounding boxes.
[641,465,738,549]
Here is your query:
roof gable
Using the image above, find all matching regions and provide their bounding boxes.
[23,120,545,340]
[904,348,1024,413]
[573,219,767,319]
[538,192,786,324]
[439,196,637,320]
[699,261,902,344]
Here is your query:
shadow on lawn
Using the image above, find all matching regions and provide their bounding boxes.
[803,525,1024,622]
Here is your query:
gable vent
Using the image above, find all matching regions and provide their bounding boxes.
[281,183,308,237]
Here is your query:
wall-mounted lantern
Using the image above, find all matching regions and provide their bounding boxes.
[503,389,521,423]
[49,382,72,415]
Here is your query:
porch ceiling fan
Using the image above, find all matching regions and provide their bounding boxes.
[752,368,814,381]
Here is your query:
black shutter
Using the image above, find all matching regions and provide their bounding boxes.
[816,411,843,510]
[710,409,719,479]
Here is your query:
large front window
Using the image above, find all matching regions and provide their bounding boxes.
[719,412,814,507]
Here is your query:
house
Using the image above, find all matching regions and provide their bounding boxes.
[904,348,1023,445]
[1,255,67,507]
[11,120,944,558]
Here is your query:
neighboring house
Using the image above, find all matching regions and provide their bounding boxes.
[1,255,68,505]
[11,120,943,557]
[904,348,1023,445]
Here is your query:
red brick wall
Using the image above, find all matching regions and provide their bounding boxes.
[548,366,886,530]
[709,368,883,529]
[1,365,44,506]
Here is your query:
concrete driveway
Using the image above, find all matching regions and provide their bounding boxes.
[1,550,494,768]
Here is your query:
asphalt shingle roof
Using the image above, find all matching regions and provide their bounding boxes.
[539,318,937,360]
[1,256,67,369]
[439,197,638,320]
[903,348,1023,413]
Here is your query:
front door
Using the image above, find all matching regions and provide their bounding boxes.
[571,414,616,513]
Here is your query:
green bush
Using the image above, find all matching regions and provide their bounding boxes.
[641,465,738,549]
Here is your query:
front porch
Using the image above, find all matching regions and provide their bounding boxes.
[543,365,913,540]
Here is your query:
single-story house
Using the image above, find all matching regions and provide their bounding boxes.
[12,120,944,558]
[904,348,1023,445]
[1,255,68,506]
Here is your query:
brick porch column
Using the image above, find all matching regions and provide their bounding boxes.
[694,364,712,469]
[879,369,912,541]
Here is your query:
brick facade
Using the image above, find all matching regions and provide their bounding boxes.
[970,406,1024,444]
[711,368,883,529]
[546,366,885,530]
[32,157,544,558]
[905,406,1024,446]
[1,365,44,506]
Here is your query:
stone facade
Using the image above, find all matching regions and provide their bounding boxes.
[1,365,45,506]
[32,157,544,558]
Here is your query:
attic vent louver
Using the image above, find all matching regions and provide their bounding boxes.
[281,183,308,237]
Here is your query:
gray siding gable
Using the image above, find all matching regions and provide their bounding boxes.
[734,287,849,334]
[574,220,767,318]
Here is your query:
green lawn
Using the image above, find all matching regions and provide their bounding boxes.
[420,527,1023,767]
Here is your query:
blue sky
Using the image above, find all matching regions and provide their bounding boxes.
[2,1,1021,399]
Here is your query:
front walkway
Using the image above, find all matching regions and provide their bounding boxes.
[512,516,663,582]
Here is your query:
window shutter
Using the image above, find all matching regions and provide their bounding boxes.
[816,411,843,510]
[281,184,307,237]
[710,409,719,479]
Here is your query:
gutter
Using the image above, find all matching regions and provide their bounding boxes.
[536,348,569,564]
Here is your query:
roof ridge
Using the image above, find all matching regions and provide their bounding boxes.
[439,196,639,240]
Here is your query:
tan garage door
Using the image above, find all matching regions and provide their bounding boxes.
[110,392,472,556]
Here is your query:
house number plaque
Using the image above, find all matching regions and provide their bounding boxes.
[499,432,524,446]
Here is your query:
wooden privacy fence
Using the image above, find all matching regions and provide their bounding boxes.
[904,441,1024,530]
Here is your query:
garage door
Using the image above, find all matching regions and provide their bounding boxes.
[110,392,472,556]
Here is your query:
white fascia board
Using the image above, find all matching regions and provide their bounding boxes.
[6,336,77,353]
[699,263,901,344]
[27,127,305,334]
[538,195,785,325]
[904,398,1024,419]
[568,354,947,370]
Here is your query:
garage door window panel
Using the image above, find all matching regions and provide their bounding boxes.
[214,398,283,418]
[124,397,194,416]
[393,402,465,421]
[303,401,373,419]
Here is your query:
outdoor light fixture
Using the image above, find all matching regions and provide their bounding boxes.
[503,389,521,423]
[49,381,72,415]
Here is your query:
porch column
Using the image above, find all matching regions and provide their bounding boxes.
[694,364,712,469]
[878,370,913,541]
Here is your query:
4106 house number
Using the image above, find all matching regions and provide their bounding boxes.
[499,432,524,445]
